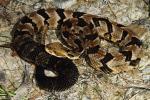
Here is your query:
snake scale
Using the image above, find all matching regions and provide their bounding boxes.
[10,8,143,91]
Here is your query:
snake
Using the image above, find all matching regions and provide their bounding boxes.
[10,8,143,91]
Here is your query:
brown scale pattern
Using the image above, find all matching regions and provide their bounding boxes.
[10,8,143,91]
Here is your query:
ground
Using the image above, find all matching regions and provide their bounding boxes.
[0,0,150,100]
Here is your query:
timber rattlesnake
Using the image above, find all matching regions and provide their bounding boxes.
[10,8,143,91]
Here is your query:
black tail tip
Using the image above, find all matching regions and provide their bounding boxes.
[34,58,79,91]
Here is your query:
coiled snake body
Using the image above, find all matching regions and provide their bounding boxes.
[10,8,143,91]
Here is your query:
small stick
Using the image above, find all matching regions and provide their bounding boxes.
[0,43,11,48]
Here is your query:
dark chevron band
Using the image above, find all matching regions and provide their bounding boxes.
[73,11,85,18]
[120,50,132,61]
[85,33,98,40]
[92,18,100,27]
[37,9,50,25]
[21,16,38,32]
[87,45,100,54]
[126,37,142,47]
[10,8,142,91]
[56,8,66,27]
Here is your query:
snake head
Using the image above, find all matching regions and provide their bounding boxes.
[45,42,80,60]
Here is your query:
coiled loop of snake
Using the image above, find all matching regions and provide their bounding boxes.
[10,9,79,91]
[10,8,143,91]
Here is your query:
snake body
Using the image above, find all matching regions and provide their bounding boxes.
[10,8,143,91]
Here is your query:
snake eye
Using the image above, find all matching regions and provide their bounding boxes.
[62,31,70,39]
[68,53,75,57]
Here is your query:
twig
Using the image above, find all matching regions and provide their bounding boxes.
[149,0,150,17]
[143,0,150,17]
[0,35,10,38]
[107,4,117,20]
[143,0,149,5]
[127,86,150,91]
[0,43,11,48]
